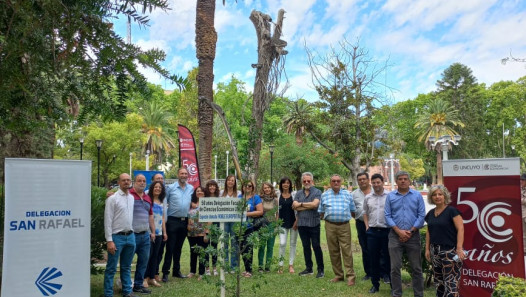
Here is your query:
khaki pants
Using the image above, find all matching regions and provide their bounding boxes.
[324,220,355,280]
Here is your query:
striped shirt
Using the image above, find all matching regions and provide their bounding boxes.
[363,191,389,228]
[294,187,322,227]
[319,188,356,223]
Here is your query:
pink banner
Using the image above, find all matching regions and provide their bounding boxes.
[443,158,523,296]
[178,124,200,189]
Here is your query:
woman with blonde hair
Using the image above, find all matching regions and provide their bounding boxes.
[220,175,241,271]
[425,185,465,297]
[257,182,278,272]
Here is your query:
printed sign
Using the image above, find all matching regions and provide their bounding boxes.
[198,197,245,223]
[178,124,200,188]
[2,159,91,297]
[443,158,523,296]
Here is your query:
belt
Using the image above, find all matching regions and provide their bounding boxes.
[134,231,147,235]
[168,216,187,221]
[116,230,133,236]
[325,220,348,225]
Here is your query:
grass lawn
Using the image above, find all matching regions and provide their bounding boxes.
[91,222,437,297]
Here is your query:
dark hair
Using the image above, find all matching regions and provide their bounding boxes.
[148,181,166,202]
[191,186,206,204]
[205,180,220,197]
[279,176,293,194]
[357,172,369,179]
[371,173,384,182]
[221,175,238,197]
[241,180,256,196]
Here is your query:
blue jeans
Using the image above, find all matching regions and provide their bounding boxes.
[104,233,136,297]
[134,232,151,288]
[224,222,239,269]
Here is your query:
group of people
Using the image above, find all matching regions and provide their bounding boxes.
[104,167,467,297]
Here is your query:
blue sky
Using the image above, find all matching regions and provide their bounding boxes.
[114,0,526,103]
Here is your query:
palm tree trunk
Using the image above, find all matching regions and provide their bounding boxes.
[196,0,217,182]
[436,150,443,185]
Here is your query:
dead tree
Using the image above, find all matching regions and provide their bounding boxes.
[246,8,288,181]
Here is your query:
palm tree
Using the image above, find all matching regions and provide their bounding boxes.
[139,101,176,164]
[414,98,464,184]
[283,99,313,145]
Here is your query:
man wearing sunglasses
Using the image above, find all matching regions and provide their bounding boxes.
[292,172,324,278]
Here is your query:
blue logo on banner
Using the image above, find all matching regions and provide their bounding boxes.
[35,267,63,296]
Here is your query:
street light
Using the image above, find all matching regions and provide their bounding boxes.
[428,135,461,161]
[129,152,133,177]
[385,153,399,191]
[96,139,103,187]
[79,138,84,160]
[269,145,275,184]
[146,149,150,170]
[214,155,217,181]
[226,150,229,178]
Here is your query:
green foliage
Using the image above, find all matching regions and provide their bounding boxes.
[399,155,425,181]
[91,186,108,274]
[492,276,526,297]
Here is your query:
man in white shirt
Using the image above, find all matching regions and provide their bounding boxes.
[363,173,392,294]
[104,173,138,297]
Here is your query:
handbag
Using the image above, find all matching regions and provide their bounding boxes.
[252,215,269,229]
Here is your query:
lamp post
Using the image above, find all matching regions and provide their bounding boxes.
[129,152,133,177]
[79,138,84,160]
[385,153,398,191]
[146,150,150,170]
[428,135,461,161]
[214,155,217,180]
[226,150,229,178]
[269,145,275,183]
[503,124,509,158]
[96,139,103,187]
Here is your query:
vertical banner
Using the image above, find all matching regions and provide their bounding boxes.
[443,158,523,296]
[178,124,201,188]
[2,159,91,297]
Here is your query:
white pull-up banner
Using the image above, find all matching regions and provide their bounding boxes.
[2,159,91,297]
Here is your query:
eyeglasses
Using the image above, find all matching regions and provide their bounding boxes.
[302,180,312,184]
[246,185,254,188]
[331,180,341,183]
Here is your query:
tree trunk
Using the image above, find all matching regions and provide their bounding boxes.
[248,9,286,180]
[195,0,217,182]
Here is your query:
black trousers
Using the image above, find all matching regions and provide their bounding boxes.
[162,217,188,275]
[298,225,324,272]
[356,219,371,276]
[188,236,209,275]
[145,235,163,279]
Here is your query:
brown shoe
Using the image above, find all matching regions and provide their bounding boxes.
[154,275,161,282]
[148,279,162,287]
[330,277,344,283]
[347,279,356,286]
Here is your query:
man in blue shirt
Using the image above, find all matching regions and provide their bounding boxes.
[319,174,357,286]
[385,171,425,297]
[161,168,193,282]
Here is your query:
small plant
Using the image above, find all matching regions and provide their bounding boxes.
[492,275,526,297]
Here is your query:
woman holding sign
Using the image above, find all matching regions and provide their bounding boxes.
[425,185,466,297]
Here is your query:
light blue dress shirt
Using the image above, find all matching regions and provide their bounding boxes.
[384,188,425,230]
[318,188,356,223]
[165,182,194,217]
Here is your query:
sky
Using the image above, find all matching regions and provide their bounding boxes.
[114,0,526,103]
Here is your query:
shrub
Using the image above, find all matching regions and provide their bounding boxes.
[492,275,526,297]
[91,186,108,274]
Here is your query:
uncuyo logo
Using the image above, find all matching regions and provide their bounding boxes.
[35,267,63,296]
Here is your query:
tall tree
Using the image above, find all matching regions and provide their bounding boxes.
[435,63,484,159]
[414,98,464,184]
[0,0,187,180]
[195,0,217,181]
[246,9,288,181]
[305,39,390,186]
